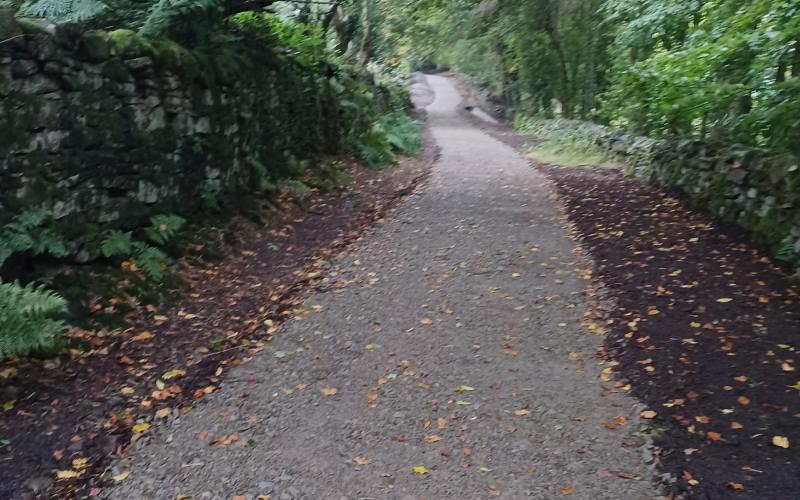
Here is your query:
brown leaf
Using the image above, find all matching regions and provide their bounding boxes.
[560,485,574,495]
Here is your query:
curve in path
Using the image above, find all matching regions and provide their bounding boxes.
[108,75,658,499]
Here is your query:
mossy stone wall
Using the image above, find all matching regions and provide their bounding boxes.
[532,119,800,269]
[0,9,373,249]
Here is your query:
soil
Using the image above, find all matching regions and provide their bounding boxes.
[0,136,435,498]
[538,166,800,500]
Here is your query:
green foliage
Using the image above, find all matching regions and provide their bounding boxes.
[22,0,107,22]
[0,281,68,360]
[357,110,421,168]
[357,122,394,168]
[99,229,133,258]
[98,214,184,281]
[0,208,68,270]
[144,214,186,245]
[231,11,328,68]
[380,111,421,156]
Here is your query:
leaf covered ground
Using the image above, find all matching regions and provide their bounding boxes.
[538,166,800,499]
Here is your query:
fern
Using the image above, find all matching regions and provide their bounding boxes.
[0,281,68,360]
[144,214,186,245]
[357,123,394,168]
[100,230,133,258]
[23,0,108,22]
[133,242,168,281]
[140,0,224,38]
[0,208,68,269]
[380,112,421,156]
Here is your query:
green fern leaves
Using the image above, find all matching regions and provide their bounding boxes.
[0,208,68,269]
[0,281,68,360]
[98,214,184,281]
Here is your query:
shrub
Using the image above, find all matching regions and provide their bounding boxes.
[0,281,68,360]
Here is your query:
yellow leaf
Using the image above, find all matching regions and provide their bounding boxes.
[354,456,372,465]
[71,457,89,470]
[781,363,795,372]
[132,423,151,434]
[479,467,493,473]
[112,471,130,482]
[56,470,80,480]
[454,385,475,393]
[0,367,17,379]
[365,344,376,350]
[647,309,660,316]
[423,434,442,444]
[640,410,657,419]
[419,318,433,325]
[689,322,701,328]
[132,331,155,341]
[163,369,186,380]
[120,387,135,396]
[412,465,428,475]
[790,381,800,391]
[772,435,790,449]
[320,387,338,396]
[716,298,733,303]
[514,409,530,416]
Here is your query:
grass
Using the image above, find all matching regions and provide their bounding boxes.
[515,115,620,168]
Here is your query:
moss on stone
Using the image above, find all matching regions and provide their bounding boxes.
[15,17,50,36]
[108,29,153,59]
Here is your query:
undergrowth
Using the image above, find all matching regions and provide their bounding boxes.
[515,116,616,168]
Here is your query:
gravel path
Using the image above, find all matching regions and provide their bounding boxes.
[107,75,658,500]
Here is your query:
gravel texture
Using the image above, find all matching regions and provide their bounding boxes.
[106,75,658,500]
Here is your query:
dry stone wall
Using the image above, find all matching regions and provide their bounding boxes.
[0,9,377,247]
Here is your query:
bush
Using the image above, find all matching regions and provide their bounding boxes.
[0,281,68,360]
[357,111,421,168]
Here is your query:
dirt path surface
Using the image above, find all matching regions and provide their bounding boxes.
[106,76,658,499]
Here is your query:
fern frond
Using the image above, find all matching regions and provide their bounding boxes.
[24,0,108,22]
[100,230,133,258]
[133,242,168,281]
[0,281,67,360]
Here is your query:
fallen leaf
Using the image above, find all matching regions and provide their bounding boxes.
[56,470,80,480]
[0,368,17,378]
[560,485,574,495]
[419,318,433,325]
[412,465,428,475]
[716,298,733,303]
[132,331,155,341]
[640,410,657,419]
[120,387,135,396]
[71,457,89,470]
[132,423,150,434]
[772,435,789,448]
[423,435,443,444]
[112,471,130,482]
[320,387,338,396]
[727,482,745,492]
[454,385,475,393]
[162,369,186,380]
[514,409,530,416]
[354,456,372,465]
[737,396,750,405]
[708,431,722,441]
